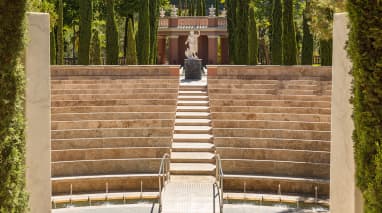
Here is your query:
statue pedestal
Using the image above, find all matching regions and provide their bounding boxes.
[184,59,202,80]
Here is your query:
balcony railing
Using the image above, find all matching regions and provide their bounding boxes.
[158,17,227,30]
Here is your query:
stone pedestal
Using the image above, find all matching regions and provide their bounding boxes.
[185,59,202,80]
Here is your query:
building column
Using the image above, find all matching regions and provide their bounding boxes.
[221,36,229,64]
[208,35,218,65]
[330,13,363,213]
[168,35,179,65]
[26,12,51,213]
[157,36,166,64]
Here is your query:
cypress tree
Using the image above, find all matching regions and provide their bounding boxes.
[248,7,258,65]
[189,0,194,16]
[57,0,64,64]
[196,0,202,16]
[201,0,206,16]
[90,29,101,65]
[234,0,249,64]
[0,0,29,211]
[126,18,138,65]
[226,0,236,64]
[50,30,57,65]
[301,0,313,65]
[271,0,282,65]
[282,0,297,65]
[106,0,119,65]
[348,1,382,211]
[149,0,160,64]
[319,39,332,66]
[78,0,92,65]
[137,0,150,65]
[215,0,219,12]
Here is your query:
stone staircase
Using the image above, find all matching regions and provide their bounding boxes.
[170,84,216,177]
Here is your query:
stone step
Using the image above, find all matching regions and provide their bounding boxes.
[216,147,330,164]
[51,128,173,139]
[52,88,178,95]
[52,112,175,121]
[211,112,330,122]
[174,126,212,134]
[172,142,215,152]
[52,174,158,196]
[177,100,209,106]
[211,106,331,114]
[179,86,207,91]
[214,137,330,152]
[178,95,209,101]
[52,79,179,84]
[213,128,330,141]
[52,137,172,150]
[170,163,215,175]
[51,105,176,114]
[52,147,169,162]
[208,79,331,85]
[176,106,209,112]
[223,174,329,197]
[208,84,279,90]
[212,120,330,131]
[170,175,215,183]
[176,112,210,119]
[175,119,211,126]
[171,152,215,163]
[209,94,331,102]
[52,99,177,107]
[52,83,179,90]
[52,119,173,130]
[221,159,329,179]
[208,88,331,96]
[52,159,161,177]
[210,99,331,108]
[173,134,213,143]
[52,93,178,101]
[179,91,208,96]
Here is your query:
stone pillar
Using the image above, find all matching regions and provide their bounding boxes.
[221,36,229,64]
[208,35,218,65]
[330,13,363,213]
[25,13,51,213]
[168,35,179,64]
[157,36,166,64]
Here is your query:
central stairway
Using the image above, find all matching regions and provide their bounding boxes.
[170,83,216,179]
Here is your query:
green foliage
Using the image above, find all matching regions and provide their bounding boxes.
[51,30,57,65]
[248,7,258,65]
[319,39,332,66]
[137,0,150,65]
[149,0,160,64]
[90,29,101,65]
[226,0,236,64]
[234,0,249,64]
[0,0,28,211]
[126,18,138,65]
[301,0,313,65]
[78,0,92,65]
[282,0,297,65]
[347,2,382,211]
[106,0,119,65]
[271,0,282,65]
[57,0,64,64]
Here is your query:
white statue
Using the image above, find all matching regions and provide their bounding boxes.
[185,31,200,59]
[170,5,178,17]
[221,8,227,17]
[209,4,216,17]
[160,8,166,18]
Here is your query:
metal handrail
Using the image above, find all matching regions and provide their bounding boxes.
[215,153,224,212]
[158,153,171,212]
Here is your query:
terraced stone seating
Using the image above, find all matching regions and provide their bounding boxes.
[208,66,331,198]
[51,66,178,196]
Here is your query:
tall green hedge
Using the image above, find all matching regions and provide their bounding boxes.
[320,39,332,66]
[234,0,248,64]
[301,0,313,65]
[50,30,57,65]
[106,0,119,65]
[226,0,236,64]
[271,0,282,65]
[57,0,63,65]
[149,0,159,64]
[248,7,258,65]
[0,0,28,212]
[137,0,150,65]
[348,1,382,212]
[78,0,92,65]
[90,29,101,65]
[282,0,297,65]
[126,18,137,65]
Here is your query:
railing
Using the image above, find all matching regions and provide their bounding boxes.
[214,153,224,213]
[158,153,171,212]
